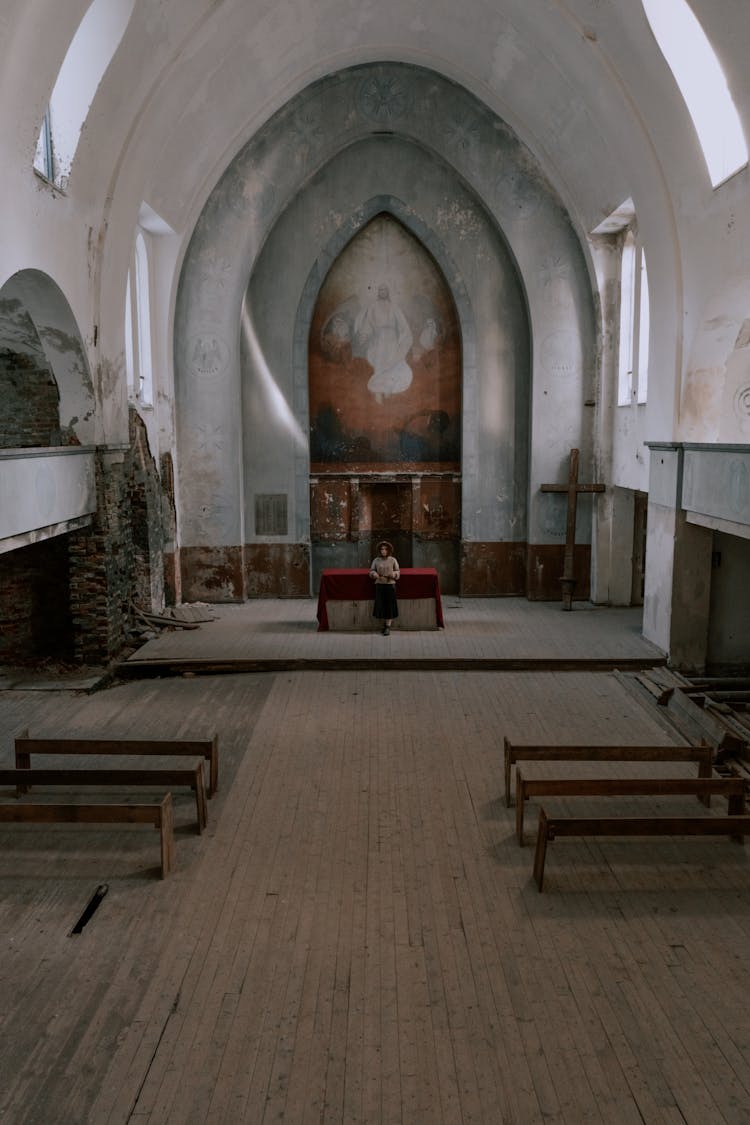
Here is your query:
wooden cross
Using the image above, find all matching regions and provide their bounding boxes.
[540,448,604,610]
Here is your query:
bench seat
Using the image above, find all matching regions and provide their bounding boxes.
[515,770,746,844]
[0,766,207,833]
[503,737,713,807]
[0,794,175,878]
[15,731,219,796]
[533,807,750,891]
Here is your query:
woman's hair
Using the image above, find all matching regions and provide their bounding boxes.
[376,540,393,555]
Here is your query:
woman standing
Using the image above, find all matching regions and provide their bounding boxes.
[370,540,400,635]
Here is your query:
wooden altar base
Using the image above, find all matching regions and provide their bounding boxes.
[313,596,439,632]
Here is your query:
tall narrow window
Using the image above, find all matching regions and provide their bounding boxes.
[134,234,153,405]
[637,254,650,403]
[124,233,154,405]
[124,272,136,395]
[618,231,650,406]
[618,234,636,405]
[642,0,748,187]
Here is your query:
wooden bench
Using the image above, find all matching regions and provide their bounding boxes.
[503,737,713,807]
[0,766,207,833]
[532,807,750,891]
[0,794,175,878]
[15,731,219,797]
[515,769,747,844]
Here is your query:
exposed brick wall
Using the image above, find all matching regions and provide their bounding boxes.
[68,449,140,665]
[128,408,166,611]
[64,411,167,665]
[0,348,61,448]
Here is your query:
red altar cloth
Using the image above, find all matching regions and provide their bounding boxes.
[316,567,444,631]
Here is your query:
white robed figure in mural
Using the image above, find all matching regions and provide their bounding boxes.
[354,283,413,399]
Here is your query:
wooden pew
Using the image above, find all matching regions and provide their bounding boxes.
[515,769,747,844]
[15,731,219,796]
[0,766,207,833]
[0,794,175,878]
[532,806,750,892]
[503,736,713,808]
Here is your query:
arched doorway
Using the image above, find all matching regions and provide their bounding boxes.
[308,213,462,592]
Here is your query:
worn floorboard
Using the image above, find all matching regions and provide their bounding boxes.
[0,604,749,1123]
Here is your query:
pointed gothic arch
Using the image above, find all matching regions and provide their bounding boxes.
[293,200,476,592]
[175,62,592,603]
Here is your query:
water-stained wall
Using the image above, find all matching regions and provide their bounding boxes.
[175,62,597,600]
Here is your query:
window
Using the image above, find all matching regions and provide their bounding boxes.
[134,234,153,404]
[642,0,748,187]
[124,232,154,405]
[618,231,650,405]
[33,0,136,187]
[636,253,650,403]
[33,109,54,182]
[618,234,636,406]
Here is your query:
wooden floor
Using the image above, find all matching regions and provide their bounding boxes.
[120,596,665,667]
[1,601,750,1123]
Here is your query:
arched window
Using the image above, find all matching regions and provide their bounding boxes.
[642,0,748,187]
[124,272,136,395]
[33,0,136,186]
[618,234,636,406]
[618,230,650,406]
[637,253,650,403]
[134,233,153,405]
[124,232,154,405]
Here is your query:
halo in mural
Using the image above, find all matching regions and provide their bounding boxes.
[309,213,461,470]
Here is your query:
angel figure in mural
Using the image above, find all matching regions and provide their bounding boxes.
[321,311,353,365]
[411,314,443,368]
[353,284,414,400]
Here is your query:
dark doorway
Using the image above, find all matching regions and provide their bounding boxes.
[631,491,648,606]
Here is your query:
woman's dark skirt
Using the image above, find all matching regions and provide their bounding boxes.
[373,583,398,620]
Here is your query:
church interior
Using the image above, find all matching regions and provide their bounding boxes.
[3,1,750,1121]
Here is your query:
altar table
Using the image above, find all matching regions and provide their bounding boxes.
[316,568,445,632]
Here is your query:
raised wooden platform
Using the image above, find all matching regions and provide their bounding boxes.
[117,653,667,677]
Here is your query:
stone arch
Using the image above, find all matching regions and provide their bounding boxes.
[293,196,478,472]
[175,61,594,601]
[290,196,508,594]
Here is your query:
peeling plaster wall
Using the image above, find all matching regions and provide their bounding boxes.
[174,63,597,595]
[0,273,96,446]
[248,143,528,548]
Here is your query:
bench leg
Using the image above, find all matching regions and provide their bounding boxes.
[15,753,31,794]
[533,809,550,892]
[698,757,713,807]
[194,771,208,833]
[504,745,513,808]
[159,796,175,877]
[516,775,525,845]
[208,738,218,796]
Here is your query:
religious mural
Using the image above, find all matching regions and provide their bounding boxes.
[309,214,461,470]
